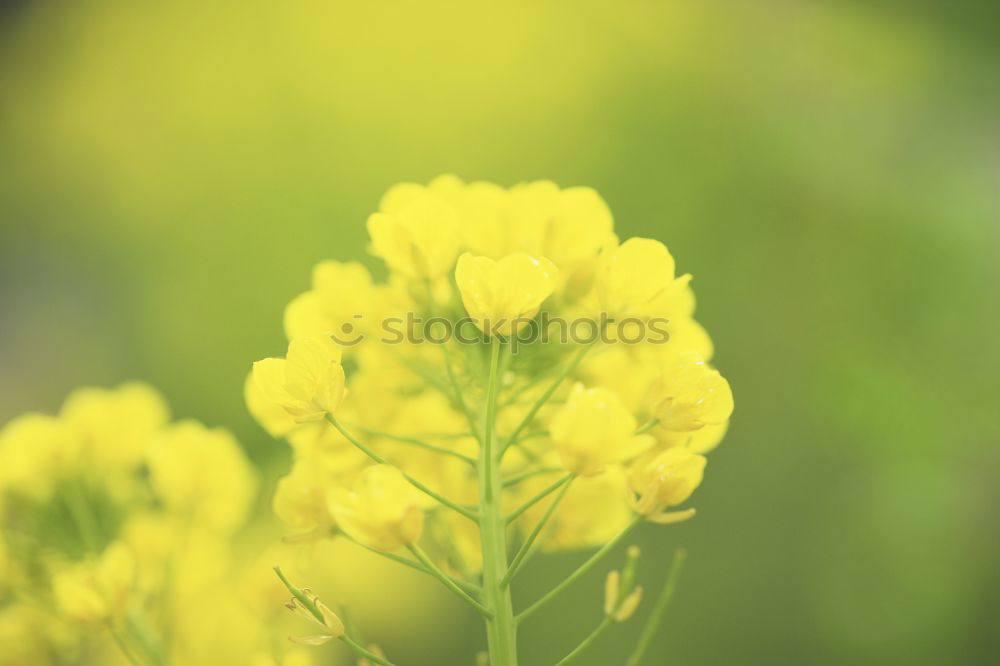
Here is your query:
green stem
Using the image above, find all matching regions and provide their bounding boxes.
[125,614,166,666]
[501,466,562,488]
[625,549,687,666]
[505,473,573,525]
[442,341,483,443]
[61,481,101,553]
[517,515,642,624]
[407,544,491,617]
[109,628,144,666]
[340,635,397,666]
[500,342,594,458]
[339,532,481,595]
[325,414,478,522]
[555,616,614,665]
[479,336,519,665]
[483,336,502,499]
[345,423,476,465]
[501,477,574,587]
[338,605,363,644]
[274,566,323,623]
[396,356,455,400]
[634,418,659,435]
[426,276,483,444]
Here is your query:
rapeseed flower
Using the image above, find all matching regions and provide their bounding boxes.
[329,465,425,551]
[550,384,654,476]
[248,176,734,666]
[455,252,558,336]
[253,337,346,422]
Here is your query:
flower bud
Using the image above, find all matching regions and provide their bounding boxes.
[603,570,620,616]
[274,567,345,646]
[286,596,345,646]
[614,586,643,622]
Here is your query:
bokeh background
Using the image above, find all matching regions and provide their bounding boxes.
[2,1,998,664]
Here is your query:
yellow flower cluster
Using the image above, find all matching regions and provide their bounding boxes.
[250,175,734,665]
[0,384,308,666]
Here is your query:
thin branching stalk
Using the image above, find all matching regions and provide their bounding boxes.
[407,544,492,617]
[505,473,573,525]
[502,477,575,587]
[555,616,614,665]
[517,515,642,623]
[339,532,481,595]
[501,466,563,488]
[326,414,479,522]
[345,422,476,465]
[626,549,687,666]
[500,341,595,459]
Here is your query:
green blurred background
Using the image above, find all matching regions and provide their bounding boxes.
[2,1,998,664]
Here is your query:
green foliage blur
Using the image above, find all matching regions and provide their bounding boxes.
[1,1,997,664]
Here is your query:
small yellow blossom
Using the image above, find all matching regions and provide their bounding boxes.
[630,448,706,522]
[455,252,558,336]
[652,356,734,432]
[273,461,338,538]
[283,261,376,342]
[521,468,632,552]
[653,421,730,455]
[244,371,300,438]
[549,384,654,476]
[507,181,614,267]
[60,382,169,471]
[596,237,683,319]
[0,604,51,666]
[52,542,135,623]
[254,337,346,423]
[147,421,257,533]
[368,191,461,278]
[0,413,75,501]
[329,465,424,551]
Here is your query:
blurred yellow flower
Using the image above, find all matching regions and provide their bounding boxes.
[244,371,300,438]
[522,468,633,552]
[147,420,257,533]
[506,181,614,268]
[253,337,346,423]
[653,420,730,455]
[653,355,734,432]
[283,261,376,342]
[368,191,461,278]
[0,413,74,501]
[272,461,338,538]
[329,465,425,551]
[630,447,706,522]
[455,252,558,336]
[60,382,169,471]
[52,542,135,623]
[550,384,654,476]
[596,237,682,319]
